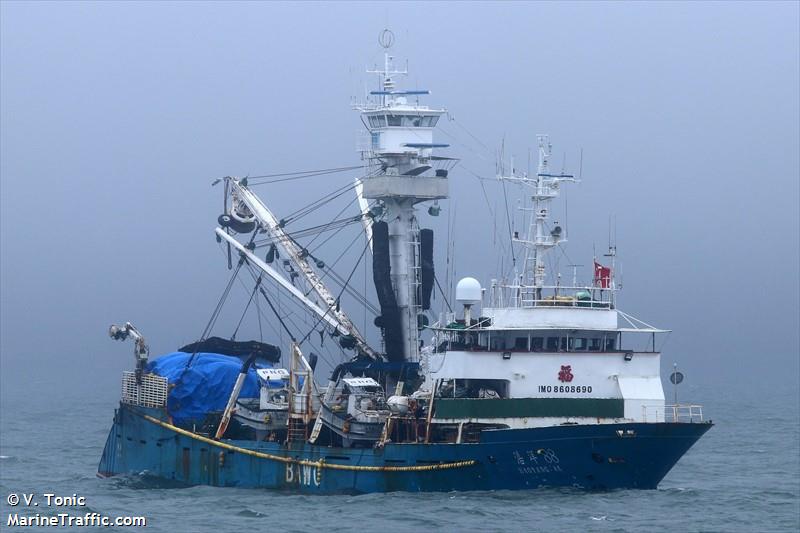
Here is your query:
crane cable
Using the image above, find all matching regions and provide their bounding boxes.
[246,165,366,184]
[299,234,373,349]
[231,275,262,341]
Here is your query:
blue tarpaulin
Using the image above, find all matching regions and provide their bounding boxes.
[147,352,265,424]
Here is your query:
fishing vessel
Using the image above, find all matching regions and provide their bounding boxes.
[98,31,711,492]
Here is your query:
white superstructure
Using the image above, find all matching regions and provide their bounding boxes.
[423,132,685,429]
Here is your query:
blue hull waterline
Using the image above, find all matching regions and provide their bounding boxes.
[98,404,712,493]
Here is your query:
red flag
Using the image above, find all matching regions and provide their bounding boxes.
[594,261,611,288]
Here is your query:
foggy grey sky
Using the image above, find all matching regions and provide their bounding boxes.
[1,1,798,398]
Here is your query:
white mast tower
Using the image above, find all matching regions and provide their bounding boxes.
[355,30,451,363]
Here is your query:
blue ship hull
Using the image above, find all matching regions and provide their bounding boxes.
[98,403,711,493]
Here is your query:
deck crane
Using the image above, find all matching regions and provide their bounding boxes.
[218,176,380,361]
[108,322,149,382]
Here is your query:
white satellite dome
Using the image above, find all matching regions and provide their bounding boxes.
[456,277,482,304]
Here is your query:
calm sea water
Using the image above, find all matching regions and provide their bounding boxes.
[1,376,797,533]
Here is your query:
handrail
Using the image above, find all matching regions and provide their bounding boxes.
[490,284,616,310]
[642,404,704,423]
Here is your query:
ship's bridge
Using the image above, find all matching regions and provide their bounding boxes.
[357,94,452,201]
[361,99,448,156]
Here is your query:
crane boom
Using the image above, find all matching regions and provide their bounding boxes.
[216,229,351,337]
[224,178,378,360]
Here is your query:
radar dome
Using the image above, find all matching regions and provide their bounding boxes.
[456,277,482,304]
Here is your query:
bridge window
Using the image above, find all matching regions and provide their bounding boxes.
[590,338,603,351]
[605,337,616,351]
[421,115,439,127]
[531,337,544,352]
[573,338,589,351]
[368,115,387,128]
[514,337,528,350]
[384,114,439,127]
[371,132,380,149]
[546,337,559,351]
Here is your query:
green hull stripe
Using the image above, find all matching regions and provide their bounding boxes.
[433,398,624,419]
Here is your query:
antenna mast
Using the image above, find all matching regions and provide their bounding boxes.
[495,135,577,305]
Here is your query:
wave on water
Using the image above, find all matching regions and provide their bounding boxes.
[236,508,268,518]
[105,472,190,490]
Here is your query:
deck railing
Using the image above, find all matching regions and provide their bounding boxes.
[121,371,168,408]
[643,404,704,423]
[491,284,615,310]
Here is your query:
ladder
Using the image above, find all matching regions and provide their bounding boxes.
[286,418,307,443]
[407,222,422,360]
